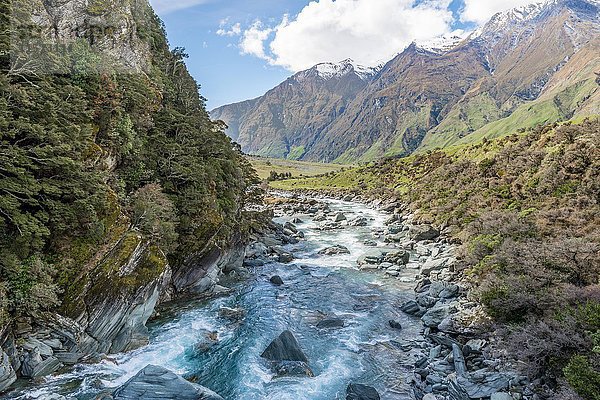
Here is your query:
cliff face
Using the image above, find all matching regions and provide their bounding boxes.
[0,0,253,392]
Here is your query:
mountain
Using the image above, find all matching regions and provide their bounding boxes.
[211,59,380,159]
[212,0,600,162]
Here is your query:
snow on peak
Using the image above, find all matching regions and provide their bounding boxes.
[415,33,468,54]
[314,59,379,81]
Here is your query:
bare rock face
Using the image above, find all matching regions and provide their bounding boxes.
[12,0,152,74]
[0,350,16,393]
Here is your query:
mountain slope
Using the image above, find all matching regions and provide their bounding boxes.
[211,59,379,159]
[213,0,600,162]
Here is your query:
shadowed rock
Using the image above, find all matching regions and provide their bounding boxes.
[346,383,380,400]
[261,331,308,363]
[270,275,284,285]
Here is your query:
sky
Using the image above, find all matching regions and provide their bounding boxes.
[149,0,540,110]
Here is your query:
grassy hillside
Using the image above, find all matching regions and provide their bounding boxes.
[271,119,600,398]
[249,156,349,180]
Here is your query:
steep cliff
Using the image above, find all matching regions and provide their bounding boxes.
[0,0,255,391]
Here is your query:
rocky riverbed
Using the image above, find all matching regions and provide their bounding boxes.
[1,193,527,400]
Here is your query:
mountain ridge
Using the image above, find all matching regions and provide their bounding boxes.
[212,0,600,162]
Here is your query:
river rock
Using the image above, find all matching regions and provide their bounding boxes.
[409,224,439,241]
[270,275,284,285]
[317,318,345,329]
[421,258,451,277]
[0,350,16,392]
[363,240,377,247]
[400,300,423,316]
[218,307,246,322]
[273,361,314,377]
[346,383,380,400]
[318,245,350,255]
[452,344,467,375]
[490,393,514,400]
[388,320,402,330]
[421,306,451,328]
[334,213,347,222]
[261,331,308,363]
[383,250,410,265]
[449,372,512,399]
[349,217,368,227]
[21,348,62,378]
[283,222,298,233]
[113,365,223,400]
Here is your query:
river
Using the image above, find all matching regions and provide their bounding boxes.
[6,198,425,400]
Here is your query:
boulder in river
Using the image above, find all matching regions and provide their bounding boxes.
[261,331,308,363]
[388,320,402,330]
[318,245,350,255]
[334,212,347,222]
[317,318,345,329]
[113,364,223,400]
[269,275,284,286]
[218,306,246,322]
[346,383,381,400]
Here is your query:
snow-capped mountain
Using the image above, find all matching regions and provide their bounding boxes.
[212,0,600,162]
[415,34,468,54]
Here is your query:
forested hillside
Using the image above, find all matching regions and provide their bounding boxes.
[274,119,600,397]
[0,0,255,343]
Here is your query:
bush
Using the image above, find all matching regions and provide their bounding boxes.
[129,183,178,253]
[563,356,600,400]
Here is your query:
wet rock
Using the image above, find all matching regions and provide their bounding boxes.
[291,218,303,224]
[21,348,62,378]
[273,360,314,377]
[388,320,402,330]
[409,225,440,241]
[53,352,82,365]
[113,365,223,400]
[421,306,451,328]
[0,350,16,392]
[400,300,423,316]
[272,247,294,263]
[334,213,347,222]
[416,294,438,309]
[346,383,380,400]
[317,318,345,329]
[261,331,308,363]
[363,240,378,247]
[318,245,350,255]
[349,217,368,227]
[387,224,404,234]
[218,307,246,322]
[192,331,218,353]
[269,275,284,286]
[283,222,298,233]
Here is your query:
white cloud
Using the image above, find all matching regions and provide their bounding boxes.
[150,0,210,15]
[461,0,538,24]
[239,0,455,72]
[217,19,242,37]
[239,21,275,61]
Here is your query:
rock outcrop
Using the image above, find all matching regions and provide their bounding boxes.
[112,365,224,400]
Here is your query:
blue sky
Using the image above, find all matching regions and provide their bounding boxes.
[149,0,534,110]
